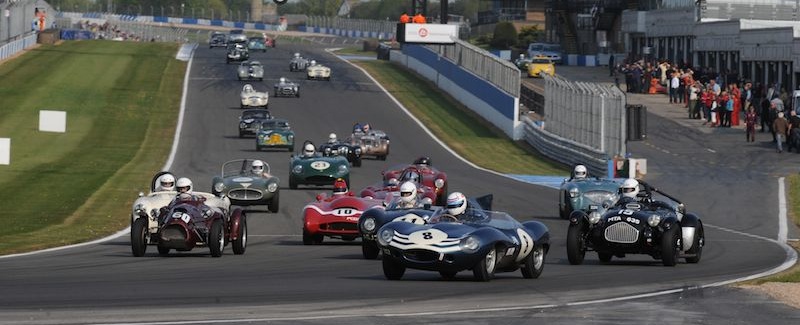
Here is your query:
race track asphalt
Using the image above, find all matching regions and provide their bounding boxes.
[0,44,796,325]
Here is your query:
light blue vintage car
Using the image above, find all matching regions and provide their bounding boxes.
[559,177,621,219]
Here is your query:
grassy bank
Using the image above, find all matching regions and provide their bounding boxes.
[0,41,183,254]
[354,60,567,175]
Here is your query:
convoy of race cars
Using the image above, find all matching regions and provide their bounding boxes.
[127,30,704,283]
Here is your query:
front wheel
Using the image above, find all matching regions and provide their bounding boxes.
[382,256,406,280]
[661,225,681,266]
[209,219,224,257]
[362,240,379,259]
[685,222,704,264]
[472,248,497,282]
[232,214,247,255]
[521,245,545,279]
[302,230,323,245]
[566,223,586,265]
[131,218,149,257]
[268,191,280,213]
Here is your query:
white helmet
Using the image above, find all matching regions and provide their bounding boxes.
[279,77,286,84]
[399,181,417,204]
[328,133,337,143]
[446,192,467,216]
[573,165,588,179]
[158,174,176,191]
[252,160,265,175]
[293,52,300,58]
[620,178,639,199]
[303,143,315,157]
[176,177,193,194]
[310,60,317,66]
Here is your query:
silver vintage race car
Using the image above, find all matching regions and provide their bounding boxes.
[307,60,331,81]
[289,53,311,71]
[273,77,300,97]
[238,109,273,138]
[238,61,264,81]
[211,159,281,213]
[240,84,269,109]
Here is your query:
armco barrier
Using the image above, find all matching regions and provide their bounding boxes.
[522,116,608,176]
[391,44,521,139]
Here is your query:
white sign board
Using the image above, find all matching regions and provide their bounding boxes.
[0,138,9,165]
[403,23,458,44]
[39,110,66,133]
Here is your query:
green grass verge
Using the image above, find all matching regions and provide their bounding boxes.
[354,60,568,176]
[0,41,183,255]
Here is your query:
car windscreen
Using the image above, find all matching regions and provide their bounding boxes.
[543,44,562,52]
[531,58,551,64]
[262,120,289,129]
[243,111,270,120]
[459,210,521,230]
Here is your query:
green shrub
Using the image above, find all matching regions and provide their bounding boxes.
[490,21,517,49]
[518,25,544,47]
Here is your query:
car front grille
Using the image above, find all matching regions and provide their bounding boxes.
[279,87,294,94]
[160,225,187,242]
[403,249,439,262]
[306,175,335,184]
[228,189,263,200]
[320,222,357,231]
[604,222,640,244]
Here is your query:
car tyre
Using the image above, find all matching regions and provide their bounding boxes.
[661,225,681,266]
[473,248,497,282]
[296,92,300,98]
[209,219,225,257]
[268,191,280,213]
[566,222,586,265]
[521,245,545,279]
[353,157,362,167]
[362,240,379,259]
[685,222,704,264]
[382,256,406,280]
[131,217,149,257]
[560,192,572,219]
[302,230,323,245]
[232,215,247,255]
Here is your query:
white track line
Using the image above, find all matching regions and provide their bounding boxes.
[0,45,197,260]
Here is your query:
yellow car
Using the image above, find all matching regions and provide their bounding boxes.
[527,57,555,78]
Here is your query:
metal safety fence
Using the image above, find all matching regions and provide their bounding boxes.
[426,39,520,97]
[0,31,36,61]
[537,74,627,160]
[306,16,396,38]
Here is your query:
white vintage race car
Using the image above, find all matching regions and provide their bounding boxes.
[238,61,264,81]
[307,60,331,81]
[240,84,269,109]
[131,172,231,234]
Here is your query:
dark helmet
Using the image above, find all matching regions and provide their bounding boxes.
[413,156,431,166]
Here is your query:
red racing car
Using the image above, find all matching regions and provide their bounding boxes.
[380,157,447,205]
[302,179,384,245]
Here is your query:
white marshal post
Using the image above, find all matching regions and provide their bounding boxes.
[39,110,67,133]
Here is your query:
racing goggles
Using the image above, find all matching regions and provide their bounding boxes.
[177,186,191,193]
[446,199,464,209]
[161,181,174,188]
[253,166,263,173]
[400,191,414,197]
[621,187,637,193]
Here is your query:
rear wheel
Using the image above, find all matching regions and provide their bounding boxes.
[521,245,545,279]
[209,219,224,257]
[685,222,704,263]
[232,214,247,255]
[661,226,681,266]
[473,248,497,282]
[382,256,406,280]
[131,218,149,257]
[362,240,379,259]
[268,191,280,213]
[566,222,586,265]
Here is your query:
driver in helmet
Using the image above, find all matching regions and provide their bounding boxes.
[572,164,588,180]
[155,173,176,192]
[328,133,338,144]
[413,156,431,167]
[302,142,316,158]
[616,178,641,206]
[399,170,421,185]
[293,52,300,59]
[251,160,269,177]
[395,181,419,209]
[445,192,469,219]
[310,60,317,66]
[279,77,287,84]
[332,178,350,196]
[175,177,195,201]
[352,123,363,134]
[362,123,371,132]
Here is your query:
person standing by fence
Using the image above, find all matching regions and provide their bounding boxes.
[745,106,757,142]
[399,12,410,23]
[412,13,426,24]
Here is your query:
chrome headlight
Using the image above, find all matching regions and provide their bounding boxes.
[588,211,601,224]
[239,122,247,129]
[354,148,361,154]
[569,188,579,198]
[362,218,376,232]
[337,165,348,174]
[434,178,445,189]
[648,215,662,227]
[134,203,144,213]
[459,236,480,253]
[267,182,278,193]
[378,229,393,246]
[214,182,225,193]
[292,165,303,174]
[287,134,294,140]
[324,147,332,155]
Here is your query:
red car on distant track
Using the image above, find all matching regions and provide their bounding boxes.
[302,180,384,245]
[380,157,448,205]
